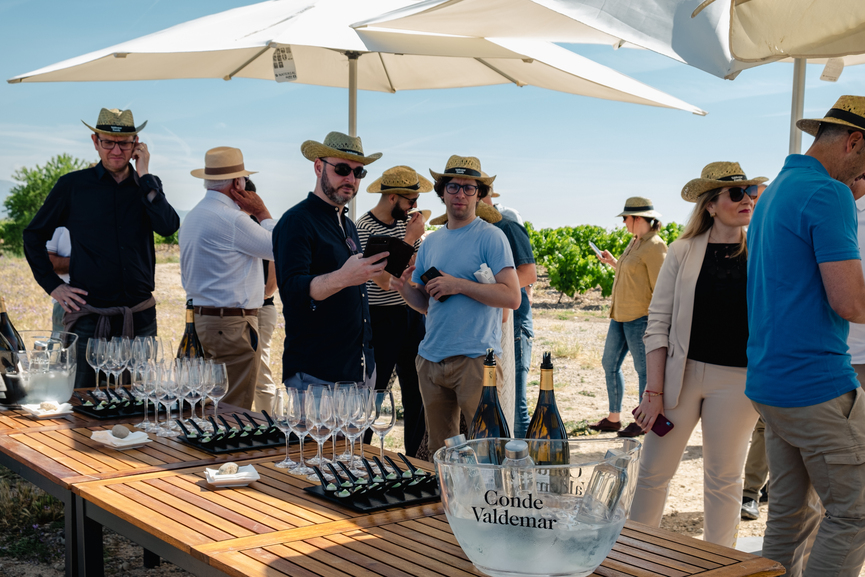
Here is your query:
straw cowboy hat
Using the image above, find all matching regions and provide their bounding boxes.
[430,155,496,185]
[367,165,433,195]
[190,147,257,180]
[616,196,662,219]
[797,95,865,137]
[429,202,502,226]
[681,162,768,202]
[301,131,382,165]
[82,108,147,136]
[408,209,432,222]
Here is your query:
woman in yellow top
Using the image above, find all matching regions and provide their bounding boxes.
[589,197,667,438]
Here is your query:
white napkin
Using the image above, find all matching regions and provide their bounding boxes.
[91,430,151,447]
[204,464,260,485]
[21,403,73,418]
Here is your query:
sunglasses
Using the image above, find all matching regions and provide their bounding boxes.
[321,159,367,179]
[725,185,759,203]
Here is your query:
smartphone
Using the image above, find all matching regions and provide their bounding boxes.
[632,406,675,437]
[420,266,450,302]
[362,235,391,260]
[588,240,603,258]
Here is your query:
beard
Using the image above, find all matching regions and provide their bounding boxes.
[391,204,409,221]
[322,168,358,206]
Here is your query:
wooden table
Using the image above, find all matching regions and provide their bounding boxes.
[73,454,784,577]
[0,402,281,576]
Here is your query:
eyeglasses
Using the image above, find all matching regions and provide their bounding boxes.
[402,196,419,207]
[445,183,479,196]
[96,137,136,151]
[622,215,632,223]
[725,185,759,203]
[321,159,367,179]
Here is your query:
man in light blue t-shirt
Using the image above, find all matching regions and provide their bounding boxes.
[747,95,865,576]
[391,155,520,453]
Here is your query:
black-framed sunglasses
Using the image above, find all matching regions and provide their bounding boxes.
[726,185,759,203]
[96,137,136,151]
[321,159,367,179]
[445,182,479,196]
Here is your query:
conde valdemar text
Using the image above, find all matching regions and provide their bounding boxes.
[472,490,558,530]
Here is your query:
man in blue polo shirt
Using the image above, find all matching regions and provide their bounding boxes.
[391,155,521,454]
[747,95,865,576]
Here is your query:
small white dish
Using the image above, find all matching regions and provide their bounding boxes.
[205,464,260,487]
[21,403,74,419]
[91,429,153,450]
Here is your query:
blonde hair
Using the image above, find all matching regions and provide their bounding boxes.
[679,188,747,258]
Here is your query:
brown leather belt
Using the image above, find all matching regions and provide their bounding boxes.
[194,306,259,317]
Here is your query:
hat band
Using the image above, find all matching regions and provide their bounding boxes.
[624,204,653,212]
[381,182,420,191]
[825,108,865,131]
[205,163,246,176]
[718,174,746,182]
[335,147,363,156]
[444,167,482,178]
[96,124,136,133]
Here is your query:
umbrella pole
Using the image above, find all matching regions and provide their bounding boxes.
[789,58,806,155]
[347,51,359,221]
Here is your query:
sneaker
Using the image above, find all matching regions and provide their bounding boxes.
[617,422,645,438]
[741,497,759,520]
[588,418,622,432]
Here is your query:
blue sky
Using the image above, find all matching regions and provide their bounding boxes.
[2,0,864,230]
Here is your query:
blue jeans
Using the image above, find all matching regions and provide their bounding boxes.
[513,293,534,438]
[601,316,648,414]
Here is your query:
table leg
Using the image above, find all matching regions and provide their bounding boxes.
[75,495,103,577]
[144,548,161,568]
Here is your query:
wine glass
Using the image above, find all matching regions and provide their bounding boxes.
[85,338,103,396]
[98,339,117,392]
[182,361,204,425]
[135,362,157,430]
[132,337,148,372]
[288,388,312,476]
[359,387,376,463]
[370,390,396,459]
[199,360,215,426]
[273,388,296,470]
[306,389,336,481]
[333,382,356,462]
[117,336,132,389]
[156,364,180,437]
[305,384,328,466]
[208,363,229,424]
[341,388,367,477]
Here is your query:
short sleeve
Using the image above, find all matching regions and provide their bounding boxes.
[808,183,860,264]
[412,242,427,284]
[484,227,515,275]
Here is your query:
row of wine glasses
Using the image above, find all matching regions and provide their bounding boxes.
[272,384,395,481]
[85,336,168,399]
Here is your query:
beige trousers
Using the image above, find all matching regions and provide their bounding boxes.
[252,304,278,414]
[195,313,260,411]
[630,360,757,547]
[753,388,865,577]
[416,354,505,455]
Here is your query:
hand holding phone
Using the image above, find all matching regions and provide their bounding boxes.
[588,240,603,259]
[632,406,674,437]
[420,266,451,302]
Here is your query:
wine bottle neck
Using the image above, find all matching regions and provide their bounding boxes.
[0,296,6,315]
[540,368,554,391]
[186,309,195,323]
[482,365,497,388]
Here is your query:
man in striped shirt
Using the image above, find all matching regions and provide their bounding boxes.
[356,166,431,457]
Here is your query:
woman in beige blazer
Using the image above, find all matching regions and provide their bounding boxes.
[628,162,766,547]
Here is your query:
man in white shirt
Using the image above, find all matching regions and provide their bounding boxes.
[180,147,274,410]
[46,227,71,333]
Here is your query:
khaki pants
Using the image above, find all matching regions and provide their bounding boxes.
[252,304,278,414]
[753,388,865,577]
[195,313,260,411]
[742,416,768,502]
[416,354,505,455]
[630,360,757,547]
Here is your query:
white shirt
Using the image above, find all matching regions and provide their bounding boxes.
[848,195,865,363]
[45,227,71,284]
[494,203,524,225]
[179,190,275,309]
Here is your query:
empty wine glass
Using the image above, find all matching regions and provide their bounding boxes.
[208,362,229,424]
[370,390,396,459]
[273,388,296,470]
[288,388,312,476]
[85,338,104,396]
[199,360,215,426]
[333,382,356,463]
[155,365,179,437]
[341,388,367,477]
[182,361,204,426]
[98,339,117,392]
[135,362,158,431]
[359,387,376,463]
[117,336,132,388]
[305,384,328,466]
[306,389,336,481]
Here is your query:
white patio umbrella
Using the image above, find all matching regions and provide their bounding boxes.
[357,0,865,154]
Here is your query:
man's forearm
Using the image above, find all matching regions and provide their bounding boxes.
[457,279,520,309]
[309,270,347,302]
[48,253,70,275]
[399,284,429,314]
[516,263,537,289]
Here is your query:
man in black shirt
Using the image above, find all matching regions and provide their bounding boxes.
[23,108,180,387]
[273,131,387,388]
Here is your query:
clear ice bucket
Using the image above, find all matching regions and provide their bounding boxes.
[0,330,78,407]
[434,438,641,577]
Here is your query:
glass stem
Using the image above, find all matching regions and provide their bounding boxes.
[94,369,99,390]
[380,435,385,459]
[284,435,290,461]
[316,438,323,463]
[332,433,337,461]
[298,436,306,468]
[142,397,150,425]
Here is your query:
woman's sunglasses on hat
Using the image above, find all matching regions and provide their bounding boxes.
[321,158,367,179]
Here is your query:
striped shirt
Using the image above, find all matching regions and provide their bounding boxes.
[356,212,421,307]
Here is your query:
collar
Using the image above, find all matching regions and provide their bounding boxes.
[205,189,240,209]
[95,161,139,185]
[307,191,350,216]
[784,154,831,177]
[856,195,865,212]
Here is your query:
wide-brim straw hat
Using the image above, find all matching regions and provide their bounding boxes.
[681,162,768,202]
[408,209,432,222]
[429,202,502,226]
[616,196,662,219]
[301,131,382,165]
[367,165,433,195]
[797,95,865,137]
[191,146,257,180]
[430,155,496,185]
[82,108,147,136]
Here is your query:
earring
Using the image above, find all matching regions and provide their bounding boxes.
[709,212,716,218]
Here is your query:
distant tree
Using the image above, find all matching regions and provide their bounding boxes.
[0,154,88,255]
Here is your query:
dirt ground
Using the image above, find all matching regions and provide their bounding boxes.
[0,257,769,576]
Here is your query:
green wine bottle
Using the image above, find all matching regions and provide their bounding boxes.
[0,296,24,353]
[468,349,511,443]
[526,352,570,467]
[176,299,205,359]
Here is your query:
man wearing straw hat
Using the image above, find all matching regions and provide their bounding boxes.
[390,155,521,454]
[747,95,865,576]
[273,132,387,388]
[23,107,179,388]
[180,147,273,410]
[357,166,431,457]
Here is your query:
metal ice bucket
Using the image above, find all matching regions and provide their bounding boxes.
[0,330,78,406]
[434,438,641,577]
